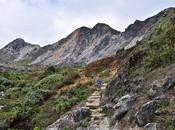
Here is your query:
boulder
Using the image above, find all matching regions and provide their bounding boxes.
[102,103,114,114]
[149,75,174,98]
[135,100,156,127]
[110,94,135,125]
[73,107,90,122]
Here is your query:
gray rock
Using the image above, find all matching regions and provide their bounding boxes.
[113,97,119,104]
[149,75,174,98]
[47,107,90,130]
[135,100,156,127]
[110,94,135,125]
[73,107,90,122]
[144,123,159,130]
[102,103,114,114]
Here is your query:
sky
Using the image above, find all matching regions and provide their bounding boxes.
[0,0,175,48]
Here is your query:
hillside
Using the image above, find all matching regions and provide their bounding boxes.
[103,7,175,130]
[46,7,175,130]
[0,7,175,130]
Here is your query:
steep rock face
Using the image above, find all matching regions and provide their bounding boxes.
[0,38,40,63]
[31,18,157,65]
[30,23,121,65]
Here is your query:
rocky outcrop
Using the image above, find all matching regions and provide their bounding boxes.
[110,94,135,124]
[149,75,174,98]
[135,100,157,127]
[46,107,90,130]
[105,72,174,129]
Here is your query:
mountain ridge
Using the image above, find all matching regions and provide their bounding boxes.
[0,8,173,66]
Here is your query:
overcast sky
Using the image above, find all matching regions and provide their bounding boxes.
[0,0,175,48]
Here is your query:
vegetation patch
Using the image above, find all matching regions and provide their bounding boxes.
[0,66,90,129]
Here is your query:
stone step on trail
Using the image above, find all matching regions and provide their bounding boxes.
[88,95,101,99]
[90,108,102,113]
[86,102,100,109]
[91,113,106,120]
[91,91,100,96]
[87,98,100,103]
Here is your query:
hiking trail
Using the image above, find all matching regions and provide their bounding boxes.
[86,85,111,130]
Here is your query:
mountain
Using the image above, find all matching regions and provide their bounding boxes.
[0,7,175,130]
[0,38,40,64]
[0,8,164,66]
[46,7,175,130]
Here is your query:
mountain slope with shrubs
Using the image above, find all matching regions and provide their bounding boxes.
[0,7,175,130]
[103,7,175,130]
[46,7,175,130]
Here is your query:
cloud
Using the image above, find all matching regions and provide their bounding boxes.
[0,0,175,48]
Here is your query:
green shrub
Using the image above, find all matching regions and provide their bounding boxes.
[45,66,56,75]
[0,76,12,91]
[34,74,64,89]
[0,77,11,86]
[5,87,21,99]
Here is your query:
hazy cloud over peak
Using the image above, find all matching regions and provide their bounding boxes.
[0,0,175,48]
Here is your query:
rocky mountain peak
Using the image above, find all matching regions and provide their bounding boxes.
[92,23,120,35]
[0,38,40,63]
[4,38,27,49]
[12,38,25,43]
[64,26,91,41]
[3,38,40,52]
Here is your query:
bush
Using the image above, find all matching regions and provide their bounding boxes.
[0,76,12,91]
[34,74,64,90]
[55,73,80,89]
[45,66,56,75]
[5,87,21,99]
